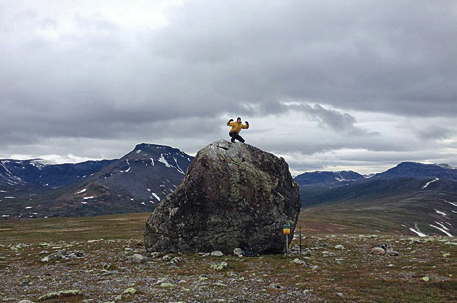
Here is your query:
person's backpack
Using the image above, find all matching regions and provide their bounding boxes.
[239,241,259,257]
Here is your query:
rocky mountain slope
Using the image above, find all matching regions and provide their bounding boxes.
[0,143,193,219]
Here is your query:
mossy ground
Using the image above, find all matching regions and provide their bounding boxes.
[1,212,456,302]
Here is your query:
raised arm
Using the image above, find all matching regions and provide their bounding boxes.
[227,118,234,126]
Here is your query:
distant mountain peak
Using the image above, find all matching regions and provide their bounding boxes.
[134,143,175,151]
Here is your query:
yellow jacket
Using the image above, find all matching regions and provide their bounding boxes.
[227,120,249,133]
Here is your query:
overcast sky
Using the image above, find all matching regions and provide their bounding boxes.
[1,0,456,175]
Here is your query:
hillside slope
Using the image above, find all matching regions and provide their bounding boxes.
[296,162,457,237]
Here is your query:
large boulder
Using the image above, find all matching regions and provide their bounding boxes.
[144,140,301,254]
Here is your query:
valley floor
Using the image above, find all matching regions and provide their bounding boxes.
[0,213,456,302]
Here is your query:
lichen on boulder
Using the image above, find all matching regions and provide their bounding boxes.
[144,140,301,254]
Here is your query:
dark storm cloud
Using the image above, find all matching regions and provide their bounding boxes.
[149,0,457,117]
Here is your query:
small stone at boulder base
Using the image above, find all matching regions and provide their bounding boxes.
[144,140,301,254]
[233,248,243,257]
[211,251,224,257]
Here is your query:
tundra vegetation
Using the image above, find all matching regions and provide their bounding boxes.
[1,212,456,302]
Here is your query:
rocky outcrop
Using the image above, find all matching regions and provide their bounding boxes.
[144,140,301,254]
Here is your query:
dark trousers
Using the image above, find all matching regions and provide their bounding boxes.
[229,131,245,143]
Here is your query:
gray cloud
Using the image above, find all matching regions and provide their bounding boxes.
[415,125,455,141]
[1,0,457,174]
[285,103,377,135]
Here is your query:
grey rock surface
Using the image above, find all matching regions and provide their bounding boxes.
[144,140,301,254]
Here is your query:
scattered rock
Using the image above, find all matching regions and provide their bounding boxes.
[211,262,229,271]
[334,244,345,250]
[162,254,173,261]
[443,253,451,257]
[37,290,82,301]
[290,258,306,266]
[122,287,137,294]
[322,251,335,257]
[169,257,182,266]
[128,254,146,264]
[268,283,282,289]
[303,249,314,256]
[370,243,399,256]
[421,276,430,282]
[211,251,224,257]
[40,250,84,262]
[370,247,386,255]
[160,283,175,288]
[214,282,227,287]
[18,300,35,303]
[149,252,162,258]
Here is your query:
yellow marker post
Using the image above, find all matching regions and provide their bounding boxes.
[283,224,291,255]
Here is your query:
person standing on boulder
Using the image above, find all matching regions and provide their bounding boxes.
[227,117,249,143]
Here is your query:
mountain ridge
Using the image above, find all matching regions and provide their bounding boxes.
[0,143,194,219]
[294,161,457,237]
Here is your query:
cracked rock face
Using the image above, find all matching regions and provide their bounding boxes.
[144,140,301,254]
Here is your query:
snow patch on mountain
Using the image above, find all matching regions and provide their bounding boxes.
[422,178,439,189]
[77,188,87,194]
[158,154,172,168]
[443,200,457,207]
[30,159,55,169]
[409,223,427,237]
[173,157,185,174]
[434,222,450,231]
[429,224,453,237]
[409,227,427,237]
[435,209,447,216]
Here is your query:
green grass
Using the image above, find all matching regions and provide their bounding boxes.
[0,213,149,244]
